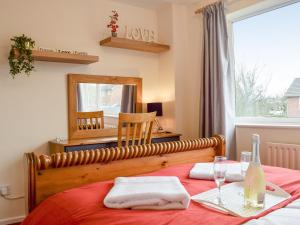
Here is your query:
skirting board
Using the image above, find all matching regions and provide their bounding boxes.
[0,215,24,225]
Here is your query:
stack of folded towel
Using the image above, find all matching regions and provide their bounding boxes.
[189,163,245,182]
[104,176,190,210]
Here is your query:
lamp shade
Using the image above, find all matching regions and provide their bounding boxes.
[147,102,163,116]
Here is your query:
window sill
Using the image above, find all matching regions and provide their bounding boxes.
[236,123,300,129]
[235,117,300,129]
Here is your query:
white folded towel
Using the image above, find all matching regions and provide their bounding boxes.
[189,163,245,182]
[103,176,190,210]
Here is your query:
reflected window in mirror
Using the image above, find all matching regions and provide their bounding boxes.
[77,83,137,128]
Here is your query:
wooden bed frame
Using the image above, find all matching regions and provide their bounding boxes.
[24,135,225,214]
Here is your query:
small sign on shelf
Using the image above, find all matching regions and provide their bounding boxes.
[37,47,88,56]
[124,25,155,42]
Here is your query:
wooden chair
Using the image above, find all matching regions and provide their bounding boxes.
[76,111,104,130]
[117,112,156,148]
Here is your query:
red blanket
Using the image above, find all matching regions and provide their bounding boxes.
[22,164,300,225]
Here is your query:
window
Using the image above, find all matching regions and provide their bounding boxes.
[232,1,300,123]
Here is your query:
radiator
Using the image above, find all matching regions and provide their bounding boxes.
[266,142,300,170]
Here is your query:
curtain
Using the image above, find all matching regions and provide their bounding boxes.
[199,1,236,159]
[121,85,136,113]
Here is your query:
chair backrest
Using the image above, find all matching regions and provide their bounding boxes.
[76,111,104,130]
[117,112,156,148]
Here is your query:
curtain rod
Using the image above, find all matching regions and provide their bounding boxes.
[194,1,222,14]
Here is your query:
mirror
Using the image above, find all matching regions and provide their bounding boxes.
[68,74,142,139]
[77,83,137,128]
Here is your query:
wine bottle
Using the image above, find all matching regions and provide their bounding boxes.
[244,134,266,208]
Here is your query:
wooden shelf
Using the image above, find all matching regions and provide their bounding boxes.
[15,50,99,64]
[99,37,170,53]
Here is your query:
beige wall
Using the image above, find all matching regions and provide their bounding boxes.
[0,0,173,221]
[157,4,176,132]
[156,3,202,139]
[172,4,202,139]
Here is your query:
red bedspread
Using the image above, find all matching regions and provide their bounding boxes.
[22,164,300,225]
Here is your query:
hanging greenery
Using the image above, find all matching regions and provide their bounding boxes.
[8,34,35,78]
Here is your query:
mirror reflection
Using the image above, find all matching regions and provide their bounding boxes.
[76,83,137,129]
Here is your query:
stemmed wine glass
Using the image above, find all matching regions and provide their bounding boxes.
[213,156,227,205]
[240,151,252,178]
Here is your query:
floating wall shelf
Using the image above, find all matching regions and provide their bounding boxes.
[14,50,99,64]
[99,37,170,53]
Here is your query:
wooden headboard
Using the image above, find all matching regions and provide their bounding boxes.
[24,135,225,213]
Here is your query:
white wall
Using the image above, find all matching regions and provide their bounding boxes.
[0,0,170,220]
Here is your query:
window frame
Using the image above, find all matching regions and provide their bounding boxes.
[227,0,300,126]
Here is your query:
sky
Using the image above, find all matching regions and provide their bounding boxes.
[233,1,300,97]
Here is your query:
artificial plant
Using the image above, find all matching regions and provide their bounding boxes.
[107,10,119,37]
[8,34,35,78]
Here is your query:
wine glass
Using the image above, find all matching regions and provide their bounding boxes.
[213,156,227,205]
[240,151,252,178]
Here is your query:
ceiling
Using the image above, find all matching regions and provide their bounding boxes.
[110,0,203,9]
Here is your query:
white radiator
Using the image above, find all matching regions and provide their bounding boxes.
[266,142,300,170]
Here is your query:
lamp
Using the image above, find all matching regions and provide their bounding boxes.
[147,102,163,132]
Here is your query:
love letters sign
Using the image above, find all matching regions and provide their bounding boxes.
[125,25,155,42]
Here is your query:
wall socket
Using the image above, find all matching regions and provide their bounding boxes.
[0,184,10,196]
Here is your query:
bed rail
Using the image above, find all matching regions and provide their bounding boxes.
[24,135,225,213]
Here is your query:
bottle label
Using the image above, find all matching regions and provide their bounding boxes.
[257,192,265,205]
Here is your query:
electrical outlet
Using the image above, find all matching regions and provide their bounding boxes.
[0,184,10,196]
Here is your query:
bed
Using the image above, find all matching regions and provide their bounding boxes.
[22,135,300,225]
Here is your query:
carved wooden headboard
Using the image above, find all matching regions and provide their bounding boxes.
[24,135,225,213]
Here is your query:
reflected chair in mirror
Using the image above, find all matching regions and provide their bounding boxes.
[117,112,156,148]
[76,111,104,130]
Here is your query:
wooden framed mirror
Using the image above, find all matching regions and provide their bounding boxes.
[68,74,142,139]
